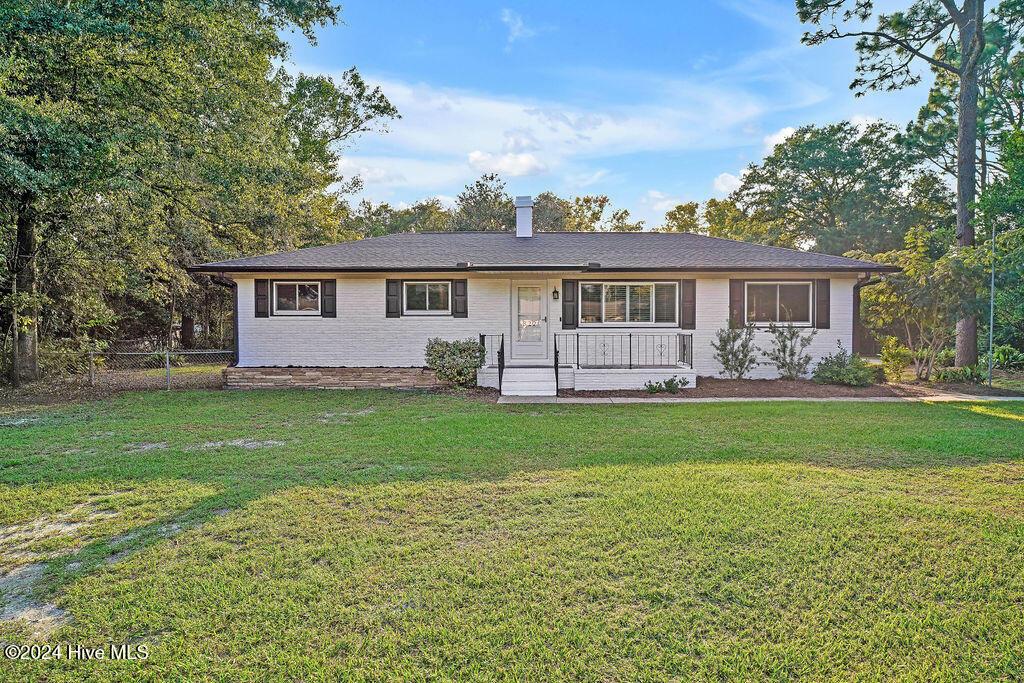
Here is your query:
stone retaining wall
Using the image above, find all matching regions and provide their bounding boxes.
[223,366,440,389]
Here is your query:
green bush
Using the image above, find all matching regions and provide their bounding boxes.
[934,348,955,368]
[644,375,690,393]
[424,338,484,388]
[993,344,1024,371]
[711,323,760,379]
[763,322,816,380]
[812,342,874,387]
[933,364,986,384]
[147,351,186,368]
[880,337,912,383]
[36,339,98,376]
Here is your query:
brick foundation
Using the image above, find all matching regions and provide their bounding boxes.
[223,366,441,390]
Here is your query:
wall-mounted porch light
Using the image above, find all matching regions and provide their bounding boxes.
[552,286,560,301]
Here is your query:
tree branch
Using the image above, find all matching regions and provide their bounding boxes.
[826,25,959,74]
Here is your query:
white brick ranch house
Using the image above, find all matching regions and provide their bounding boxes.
[191,196,895,396]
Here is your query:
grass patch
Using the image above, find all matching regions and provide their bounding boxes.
[1,390,1023,680]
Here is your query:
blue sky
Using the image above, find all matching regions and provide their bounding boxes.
[289,0,933,227]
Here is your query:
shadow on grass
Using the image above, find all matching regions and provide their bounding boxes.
[3,388,1024,598]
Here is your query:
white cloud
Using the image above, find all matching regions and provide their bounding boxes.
[713,172,743,195]
[849,114,882,131]
[467,150,548,177]
[361,76,770,163]
[500,9,538,49]
[762,126,796,154]
[564,168,611,189]
[502,127,541,153]
[641,190,683,213]
[337,156,468,190]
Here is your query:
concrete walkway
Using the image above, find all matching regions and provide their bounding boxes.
[497,392,1024,404]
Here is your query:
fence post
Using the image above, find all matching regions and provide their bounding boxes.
[88,350,95,387]
[165,348,171,390]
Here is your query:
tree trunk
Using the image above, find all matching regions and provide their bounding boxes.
[12,196,40,383]
[180,313,195,349]
[954,5,982,368]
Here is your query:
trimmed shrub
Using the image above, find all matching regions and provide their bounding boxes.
[933,364,986,384]
[812,342,874,387]
[644,375,690,393]
[880,337,912,383]
[763,322,816,380]
[711,323,759,379]
[424,338,484,388]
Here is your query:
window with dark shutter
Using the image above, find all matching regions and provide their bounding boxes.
[254,279,269,318]
[561,280,577,329]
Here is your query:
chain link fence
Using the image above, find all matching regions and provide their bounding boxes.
[2,346,234,404]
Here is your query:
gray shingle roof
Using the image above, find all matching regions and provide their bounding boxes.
[190,231,897,273]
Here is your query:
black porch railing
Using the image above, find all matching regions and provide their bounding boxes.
[479,333,505,390]
[554,333,693,369]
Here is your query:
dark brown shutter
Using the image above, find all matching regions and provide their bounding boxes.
[561,280,577,329]
[679,279,696,329]
[728,280,744,328]
[452,279,468,318]
[814,279,830,329]
[320,279,336,318]
[385,279,402,318]
[254,279,269,318]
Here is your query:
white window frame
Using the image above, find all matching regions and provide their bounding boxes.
[272,280,321,316]
[403,281,452,316]
[744,281,813,327]
[578,281,678,327]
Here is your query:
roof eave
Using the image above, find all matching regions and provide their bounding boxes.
[188,263,900,274]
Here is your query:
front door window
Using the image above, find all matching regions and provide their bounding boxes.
[517,286,542,341]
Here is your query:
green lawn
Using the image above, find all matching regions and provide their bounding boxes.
[2,391,1024,681]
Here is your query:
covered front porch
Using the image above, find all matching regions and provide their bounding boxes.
[477,332,697,396]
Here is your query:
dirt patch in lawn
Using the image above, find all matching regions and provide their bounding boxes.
[0,563,69,637]
[559,377,1024,399]
[189,438,285,450]
[0,503,119,566]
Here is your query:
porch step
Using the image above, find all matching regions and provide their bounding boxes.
[501,366,557,397]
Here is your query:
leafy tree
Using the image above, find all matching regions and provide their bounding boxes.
[1,0,395,380]
[906,2,1023,192]
[604,208,645,232]
[850,226,983,380]
[704,199,794,246]
[345,198,451,237]
[532,191,571,231]
[731,122,952,254]
[798,0,992,365]
[450,174,515,232]
[564,195,609,232]
[659,202,701,233]
[978,129,1024,349]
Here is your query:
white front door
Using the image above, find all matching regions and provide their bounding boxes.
[511,281,548,360]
